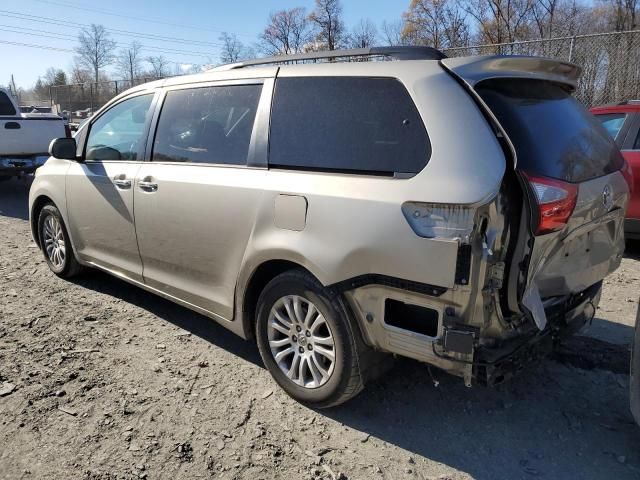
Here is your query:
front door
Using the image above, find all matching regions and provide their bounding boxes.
[134,82,268,319]
[66,92,155,282]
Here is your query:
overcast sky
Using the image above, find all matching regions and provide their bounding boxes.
[1,0,406,89]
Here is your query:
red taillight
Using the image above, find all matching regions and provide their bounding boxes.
[64,124,72,138]
[523,173,578,235]
[622,158,634,194]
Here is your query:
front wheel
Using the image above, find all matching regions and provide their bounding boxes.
[255,270,366,408]
[37,204,83,278]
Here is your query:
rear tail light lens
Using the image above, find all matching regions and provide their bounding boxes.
[523,173,578,235]
[622,158,634,194]
[64,124,72,138]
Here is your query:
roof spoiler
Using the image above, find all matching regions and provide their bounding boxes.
[441,55,581,91]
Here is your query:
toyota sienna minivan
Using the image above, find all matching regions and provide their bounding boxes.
[29,47,631,407]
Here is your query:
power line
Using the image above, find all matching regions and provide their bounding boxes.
[0,37,205,67]
[0,25,214,58]
[0,10,227,48]
[0,38,73,52]
[31,0,255,38]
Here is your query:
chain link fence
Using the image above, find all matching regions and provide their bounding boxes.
[49,30,639,117]
[49,77,163,123]
[443,30,640,106]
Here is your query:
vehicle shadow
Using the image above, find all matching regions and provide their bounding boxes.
[72,270,639,479]
[323,346,640,480]
[70,269,262,367]
[0,177,31,220]
[625,240,640,260]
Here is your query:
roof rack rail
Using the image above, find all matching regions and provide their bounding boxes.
[619,99,640,105]
[214,46,446,71]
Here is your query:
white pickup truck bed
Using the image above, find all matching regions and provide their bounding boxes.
[0,88,66,178]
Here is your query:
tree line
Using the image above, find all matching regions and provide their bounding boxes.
[14,0,640,102]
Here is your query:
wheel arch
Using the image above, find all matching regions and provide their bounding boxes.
[30,194,56,249]
[239,259,318,340]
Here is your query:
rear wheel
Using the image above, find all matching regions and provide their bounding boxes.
[255,270,366,408]
[37,204,83,278]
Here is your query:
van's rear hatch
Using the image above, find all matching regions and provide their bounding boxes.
[442,56,630,329]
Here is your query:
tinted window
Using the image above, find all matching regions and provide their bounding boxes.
[594,113,626,140]
[86,94,153,161]
[477,79,624,183]
[0,91,16,115]
[635,128,640,150]
[269,77,430,175]
[153,85,262,165]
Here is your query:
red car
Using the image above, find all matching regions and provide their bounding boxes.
[591,101,640,240]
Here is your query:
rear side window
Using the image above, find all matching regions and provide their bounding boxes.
[269,77,430,175]
[594,113,626,140]
[153,84,262,165]
[0,91,16,115]
[477,79,624,183]
[634,127,640,150]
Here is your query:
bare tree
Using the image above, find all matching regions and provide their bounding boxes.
[349,18,379,48]
[381,19,415,45]
[116,41,143,85]
[69,61,92,85]
[147,56,170,78]
[261,8,312,55]
[403,0,470,48]
[309,0,347,50]
[461,0,536,44]
[75,24,116,84]
[219,32,251,64]
[603,0,638,30]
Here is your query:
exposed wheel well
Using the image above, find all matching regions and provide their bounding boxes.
[242,260,315,339]
[31,195,55,248]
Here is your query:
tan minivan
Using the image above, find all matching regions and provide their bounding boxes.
[30,47,630,407]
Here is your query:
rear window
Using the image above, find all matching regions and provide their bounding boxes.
[477,79,624,183]
[594,113,626,140]
[0,91,16,116]
[269,77,430,175]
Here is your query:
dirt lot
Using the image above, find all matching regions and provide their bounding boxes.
[1,177,639,480]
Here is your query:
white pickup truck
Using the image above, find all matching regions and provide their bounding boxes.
[0,87,67,180]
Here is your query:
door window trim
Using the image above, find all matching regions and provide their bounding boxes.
[146,78,271,169]
[81,89,161,163]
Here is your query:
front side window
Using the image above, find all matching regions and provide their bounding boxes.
[634,128,640,150]
[85,94,154,161]
[152,84,262,165]
[594,113,627,140]
[0,91,16,116]
[269,77,430,175]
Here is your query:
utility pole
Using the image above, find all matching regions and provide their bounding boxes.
[9,74,18,102]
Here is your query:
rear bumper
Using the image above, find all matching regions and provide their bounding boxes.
[626,218,640,240]
[475,282,602,386]
[0,156,48,177]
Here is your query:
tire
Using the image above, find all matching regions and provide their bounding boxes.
[37,204,84,278]
[255,270,366,408]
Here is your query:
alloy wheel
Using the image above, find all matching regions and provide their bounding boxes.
[267,295,336,388]
[43,214,66,269]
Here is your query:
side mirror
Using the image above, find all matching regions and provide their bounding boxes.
[49,137,77,161]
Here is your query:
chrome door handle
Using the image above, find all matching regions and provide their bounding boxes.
[113,178,132,189]
[138,180,158,192]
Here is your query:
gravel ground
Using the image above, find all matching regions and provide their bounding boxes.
[1,177,639,480]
